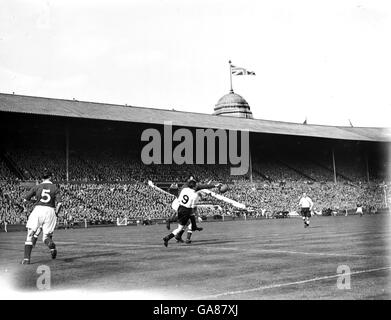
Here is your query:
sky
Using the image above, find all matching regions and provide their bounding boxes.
[1,0,391,127]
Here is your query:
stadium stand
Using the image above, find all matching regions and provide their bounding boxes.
[1,157,389,226]
[0,93,390,227]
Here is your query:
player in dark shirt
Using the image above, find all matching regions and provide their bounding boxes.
[24,179,61,208]
[168,182,179,198]
[21,170,62,264]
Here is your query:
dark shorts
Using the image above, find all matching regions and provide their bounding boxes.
[177,206,193,226]
[301,208,311,217]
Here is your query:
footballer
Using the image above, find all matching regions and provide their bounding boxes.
[21,170,62,264]
[163,176,221,247]
[299,192,313,228]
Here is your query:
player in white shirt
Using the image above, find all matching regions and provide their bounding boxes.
[163,177,220,247]
[174,191,206,244]
[299,192,313,228]
[1,218,8,233]
[356,203,363,217]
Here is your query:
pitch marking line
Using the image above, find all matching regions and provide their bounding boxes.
[196,266,391,299]
[197,245,383,258]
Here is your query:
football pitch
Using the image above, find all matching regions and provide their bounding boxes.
[0,214,390,300]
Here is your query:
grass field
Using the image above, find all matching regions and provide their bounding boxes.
[0,214,390,299]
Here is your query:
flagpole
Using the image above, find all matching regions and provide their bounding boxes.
[229,60,233,93]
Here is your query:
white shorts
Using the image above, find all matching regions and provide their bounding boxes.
[26,205,57,235]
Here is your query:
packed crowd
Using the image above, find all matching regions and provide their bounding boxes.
[59,182,176,223]
[6,149,67,181]
[0,182,29,224]
[224,180,389,214]
[252,157,372,184]
[252,160,305,182]
[0,181,177,225]
[2,148,240,183]
[1,178,389,226]
[281,160,334,182]
[0,161,13,181]
[315,158,367,183]
[2,144,389,185]
[0,146,389,226]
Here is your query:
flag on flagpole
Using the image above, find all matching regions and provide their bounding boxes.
[231,65,256,76]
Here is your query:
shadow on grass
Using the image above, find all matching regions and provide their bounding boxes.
[186,239,236,246]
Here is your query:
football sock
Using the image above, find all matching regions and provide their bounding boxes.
[189,216,198,231]
[176,229,185,240]
[187,232,192,241]
[164,233,175,241]
[164,233,175,247]
[24,243,33,260]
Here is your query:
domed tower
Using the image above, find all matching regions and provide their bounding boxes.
[214,90,253,119]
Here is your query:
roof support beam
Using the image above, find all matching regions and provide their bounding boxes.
[332,148,337,184]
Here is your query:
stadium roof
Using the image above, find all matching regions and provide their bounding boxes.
[0,93,390,142]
